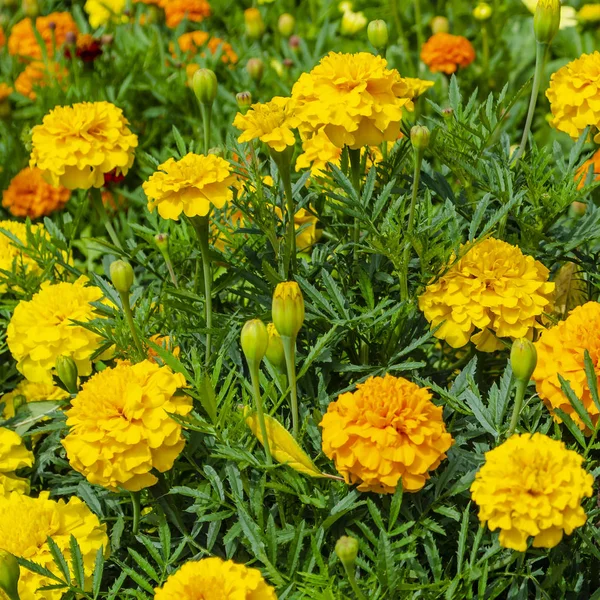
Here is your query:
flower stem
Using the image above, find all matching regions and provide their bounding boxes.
[200,103,212,155]
[130,491,141,535]
[90,187,122,249]
[414,0,424,75]
[348,148,362,267]
[118,289,145,360]
[272,149,296,278]
[191,216,213,367]
[508,378,528,436]
[482,24,490,73]
[248,362,272,465]
[158,246,178,288]
[342,562,367,600]
[281,334,299,439]
[516,42,547,161]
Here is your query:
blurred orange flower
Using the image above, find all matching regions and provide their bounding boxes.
[160,0,211,28]
[421,32,475,74]
[8,13,78,59]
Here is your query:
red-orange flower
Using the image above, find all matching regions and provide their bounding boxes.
[421,33,475,74]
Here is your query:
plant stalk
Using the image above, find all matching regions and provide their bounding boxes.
[90,187,122,249]
[118,290,145,360]
[248,361,273,465]
[130,491,141,535]
[281,334,299,439]
[342,562,367,600]
[200,103,212,155]
[348,148,362,267]
[508,378,528,436]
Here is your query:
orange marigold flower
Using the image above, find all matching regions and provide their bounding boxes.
[174,31,238,64]
[160,0,211,28]
[320,374,453,493]
[533,302,600,431]
[421,32,476,74]
[575,149,600,189]
[14,60,68,100]
[2,166,70,218]
[0,83,13,102]
[8,12,78,60]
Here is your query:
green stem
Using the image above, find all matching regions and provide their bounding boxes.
[90,187,122,249]
[249,362,272,465]
[414,0,424,75]
[516,42,547,161]
[130,491,141,535]
[281,335,299,439]
[200,103,212,155]
[191,216,213,367]
[482,24,489,73]
[342,562,367,600]
[158,247,178,288]
[348,148,362,267]
[272,149,296,278]
[118,290,145,360]
[508,378,528,436]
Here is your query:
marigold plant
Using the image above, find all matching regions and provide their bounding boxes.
[0,428,33,496]
[421,32,476,74]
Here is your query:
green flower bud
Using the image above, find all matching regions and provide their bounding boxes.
[265,323,286,370]
[430,15,449,34]
[236,91,253,114]
[154,233,169,250]
[0,550,20,600]
[278,13,296,38]
[410,125,430,150]
[534,0,561,44]
[367,20,389,49]
[510,338,538,383]
[55,354,79,395]
[473,2,492,20]
[335,536,359,567]
[272,281,305,339]
[244,7,265,39]
[110,260,134,294]
[241,319,269,366]
[246,58,264,83]
[192,68,218,106]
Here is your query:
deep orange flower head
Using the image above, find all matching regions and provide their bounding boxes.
[421,32,476,74]
[575,148,600,189]
[174,31,238,64]
[160,0,211,28]
[14,61,68,100]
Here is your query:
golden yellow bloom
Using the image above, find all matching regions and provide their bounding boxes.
[0,428,33,496]
[85,0,127,27]
[0,83,13,102]
[1,380,69,419]
[547,52,600,143]
[0,491,108,600]
[233,96,300,153]
[2,166,70,219]
[418,238,555,351]
[533,302,600,430]
[7,276,108,383]
[291,52,424,149]
[296,128,342,177]
[154,557,277,600]
[174,31,238,64]
[273,206,321,251]
[320,375,453,493]
[8,13,78,59]
[143,153,235,220]
[421,33,476,74]
[471,433,593,551]
[160,0,211,27]
[62,360,191,491]
[578,4,600,21]
[30,101,138,190]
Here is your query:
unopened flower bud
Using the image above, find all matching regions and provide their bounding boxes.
[510,338,538,383]
[192,68,218,106]
[473,2,492,20]
[22,0,38,18]
[338,1,353,13]
[534,0,561,44]
[340,10,367,35]
[241,319,269,366]
[65,30,76,45]
[410,125,430,150]
[56,354,79,394]
[155,232,169,250]
[245,8,265,39]
[367,19,389,49]
[246,58,264,82]
[265,323,286,369]
[282,58,294,69]
[430,15,449,34]
[289,34,301,49]
[0,550,20,600]
[278,13,295,37]
[100,33,114,46]
[236,91,253,113]
[335,536,359,567]
[442,107,454,119]
[110,260,134,294]
[571,201,587,216]
[270,59,284,77]
[48,20,56,31]
[272,281,305,339]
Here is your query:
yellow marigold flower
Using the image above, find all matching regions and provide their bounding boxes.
[0,83,13,102]
[296,128,342,177]
[30,101,138,190]
[320,374,453,493]
[7,276,108,383]
[418,238,555,351]
[14,60,68,100]
[8,13,78,59]
[533,302,600,430]
[471,433,593,551]
[174,31,238,64]
[1,380,69,419]
[154,557,277,600]
[143,153,235,220]
[147,333,181,363]
[421,33,476,74]
[0,491,108,600]
[62,360,191,491]
[2,166,70,219]
[291,52,422,149]
[233,96,300,153]
[160,0,211,28]
[85,0,127,28]
[578,3,600,21]
[273,206,321,251]
[547,52,600,143]
[575,148,600,189]
[0,428,33,496]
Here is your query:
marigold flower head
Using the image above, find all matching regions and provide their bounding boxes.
[8,13,78,59]
[418,238,555,351]
[174,31,238,64]
[14,60,68,100]
[471,433,593,551]
[160,0,211,28]
[143,153,235,220]
[85,0,127,28]
[532,302,600,430]
[7,276,108,383]
[62,360,191,491]
[233,96,300,153]
[0,83,12,102]
[0,491,108,600]
[154,557,277,600]
[320,374,453,493]
[579,4,600,21]
[296,128,343,177]
[421,33,476,74]
[1,380,69,419]
[0,428,33,496]
[546,52,600,143]
[291,52,425,149]
[575,148,600,189]
[72,33,103,62]
[30,101,138,190]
